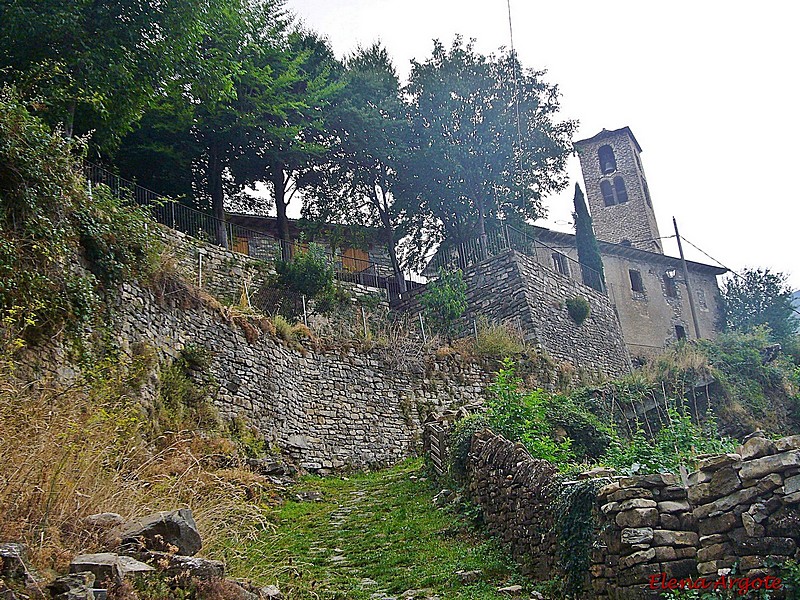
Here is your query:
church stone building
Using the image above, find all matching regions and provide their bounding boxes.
[559,126,726,358]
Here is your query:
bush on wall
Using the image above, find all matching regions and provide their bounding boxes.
[565,296,590,325]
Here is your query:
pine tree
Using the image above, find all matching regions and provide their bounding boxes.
[573,183,606,292]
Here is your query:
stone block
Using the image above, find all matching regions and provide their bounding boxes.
[740,436,777,460]
[785,474,800,495]
[658,500,690,513]
[616,508,659,528]
[659,513,680,530]
[693,486,761,520]
[698,512,738,537]
[697,454,741,472]
[618,498,657,511]
[776,435,800,452]
[621,527,654,545]
[696,543,730,563]
[651,530,698,547]
[607,488,654,502]
[662,558,697,580]
[739,451,800,481]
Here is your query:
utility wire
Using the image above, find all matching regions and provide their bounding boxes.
[680,235,800,319]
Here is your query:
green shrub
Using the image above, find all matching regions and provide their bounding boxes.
[474,318,524,358]
[484,359,574,467]
[0,86,159,344]
[565,296,590,325]
[273,315,295,343]
[420,268,468,339]
[602,409,735,474]
[276,243,334,299]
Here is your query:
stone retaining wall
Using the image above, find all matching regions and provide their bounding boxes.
[397,250,632,379]
[115,281,488,471]
[459,430,800,599]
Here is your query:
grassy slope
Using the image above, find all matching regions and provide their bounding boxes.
[220,459,527,600]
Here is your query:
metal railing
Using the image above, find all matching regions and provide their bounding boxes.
[425,223,607,293]
[84,162,403,294]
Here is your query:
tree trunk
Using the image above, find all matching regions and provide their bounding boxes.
[209,145,228,248]
[272,165,291,261]
[375,187,406,294]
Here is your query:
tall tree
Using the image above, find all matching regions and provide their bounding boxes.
[116,0,300,248]
[0,0,220,151]
[302,43,416,290]
[232,28,342,258]
[405,36,575,261]
[573,183,605,292]
[721,268,799,343]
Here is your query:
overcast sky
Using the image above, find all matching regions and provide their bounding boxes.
[286,0,799,289]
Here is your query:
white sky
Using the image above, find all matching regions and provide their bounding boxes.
[285,0,800,289]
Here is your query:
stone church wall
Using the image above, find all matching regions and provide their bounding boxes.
[398,250,632,379]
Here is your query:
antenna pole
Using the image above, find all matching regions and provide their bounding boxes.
[673,217,701,339]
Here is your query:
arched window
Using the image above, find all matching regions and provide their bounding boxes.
[643,179,652,207]
[598,145,616,174]
[614,177,628,203]
[600,180,615,206]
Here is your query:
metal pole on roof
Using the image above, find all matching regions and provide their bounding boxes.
[673,217,702,339]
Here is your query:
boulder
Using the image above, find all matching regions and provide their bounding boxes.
[118,509,202,556]
[143,552,224,581]
[84,513,124,529]
[260,585,283,599]
[70,553,154,587]
[0,543,27,579]
[48,572,95,600]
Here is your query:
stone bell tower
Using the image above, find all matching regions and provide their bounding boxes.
[574,127,663,254]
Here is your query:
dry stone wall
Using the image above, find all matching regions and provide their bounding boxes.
[116,280,488,472]
[459,430,800,599]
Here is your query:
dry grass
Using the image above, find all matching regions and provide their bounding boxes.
[0,351,274,578]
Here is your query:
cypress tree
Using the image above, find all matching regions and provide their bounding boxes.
[573,183,606,292]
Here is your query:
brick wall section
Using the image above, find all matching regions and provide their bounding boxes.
[115,281,489,472]
[399,250,632,379]
[458,430,800,599]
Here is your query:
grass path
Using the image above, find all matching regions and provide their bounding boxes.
[221,458,529,599]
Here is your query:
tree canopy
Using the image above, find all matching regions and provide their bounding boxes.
[0,0,228,151]
[405,37,575,257]
[721,268,799,343]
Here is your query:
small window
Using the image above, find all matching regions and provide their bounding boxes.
[675,325,687,341]
[620,239,632,247]
[598,145,616,174]
[664,274,678,298]
[614,177,628,204]
[642,178,652,207]
[600,180,615,206]
[552,252,570,276]
[629,269,644,293]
